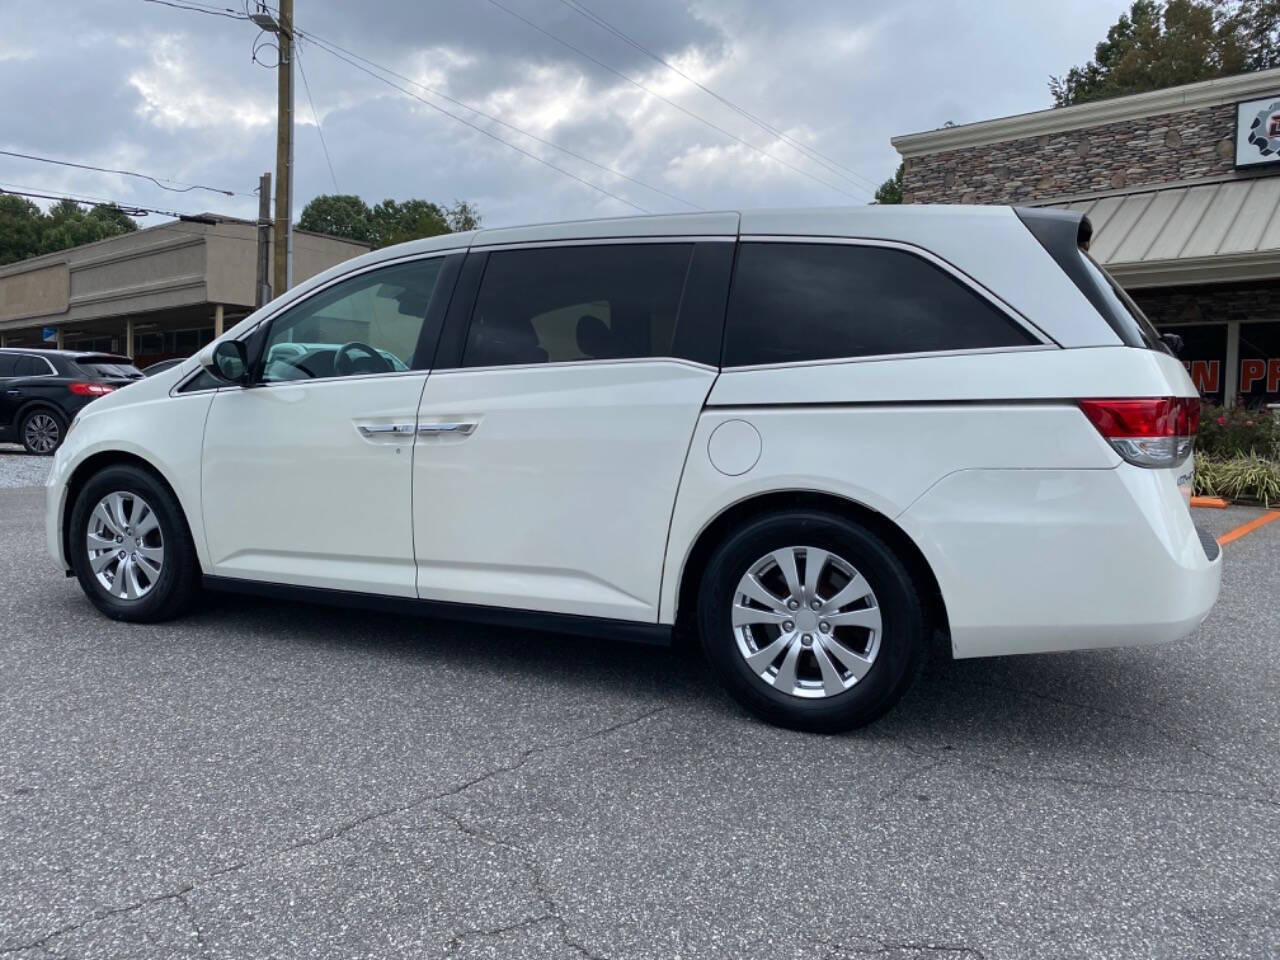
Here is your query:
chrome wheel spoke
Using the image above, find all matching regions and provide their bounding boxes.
[812,638,847,696]
[745,632,793,672]
[87,532,116,551]
[803,548,828,600]
[92,503,122,538]
[772,637,803,693]
[732,604,793,627]
[136,545,163,565]
[772,548,802,601]
[738,573,787,612]
[823,573,873,612]
[825,607,882,631]
[89,550,116,574]
[108,494,131,535]
[135,508,160,537]
[822,636,875,682]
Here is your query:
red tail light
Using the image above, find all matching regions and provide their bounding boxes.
[68,382,116,397]
[1077,397,1199,468]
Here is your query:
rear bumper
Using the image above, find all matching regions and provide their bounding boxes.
[899,465,1222,659]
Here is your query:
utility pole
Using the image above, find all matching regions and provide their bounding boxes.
[251,0,293,296]
[255,171,272,307]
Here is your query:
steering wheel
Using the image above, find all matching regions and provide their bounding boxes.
[333,341,394,377]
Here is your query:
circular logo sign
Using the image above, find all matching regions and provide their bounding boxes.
[1247,101,1280,157]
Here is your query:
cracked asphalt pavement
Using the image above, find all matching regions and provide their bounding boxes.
[1,477,1278,959]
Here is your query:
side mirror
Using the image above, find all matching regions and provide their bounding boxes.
[202,339,250,384]
[1159,332,1185,357]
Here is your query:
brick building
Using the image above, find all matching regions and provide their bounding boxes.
[892,68,1280,408]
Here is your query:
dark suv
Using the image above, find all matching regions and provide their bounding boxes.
[0,349,143,455]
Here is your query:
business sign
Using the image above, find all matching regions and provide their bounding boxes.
[41,327,57,343]
[1176,322,1280,403]
[1236,96,1280,168]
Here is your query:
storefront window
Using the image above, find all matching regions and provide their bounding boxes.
[1240,322,1280,409]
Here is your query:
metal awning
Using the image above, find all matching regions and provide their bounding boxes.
[1047,178,1280,288]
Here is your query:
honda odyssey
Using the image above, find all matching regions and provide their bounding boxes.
[45,206,1222,731]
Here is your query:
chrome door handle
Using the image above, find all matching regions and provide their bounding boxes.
[418,421,477,436]
[356,423,415,437]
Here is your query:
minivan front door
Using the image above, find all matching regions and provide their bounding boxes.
[411,242,730,622]
[201,254,457,597]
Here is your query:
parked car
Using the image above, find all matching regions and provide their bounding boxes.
[44,207,1221,731]
[0,349,142,455]
[142,358,185,377]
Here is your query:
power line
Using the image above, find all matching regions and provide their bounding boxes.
[294,39,340,193]
[140,0,248,21]
[304,38,651,214]
[295,29,700,211]
[554,0,881,193]
[0,186,220,223]
[0,149,253,197]
[481,0,867,201]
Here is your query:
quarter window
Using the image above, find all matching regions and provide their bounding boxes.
[723,242,1038,367]
[260,258,446,382]
[14,356,49,377]
[0,356,17,378]
[463,244,693,367]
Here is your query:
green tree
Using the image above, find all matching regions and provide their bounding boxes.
[298,194,481,248]
[0,195,45,265]
[39,200,138,254]
[1049,0,1280,106]
[873,163,904,204]
[296,193,375,244]
[0,195,137,266]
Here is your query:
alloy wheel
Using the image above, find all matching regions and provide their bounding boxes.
[23,413,60,454]
[731,546,882,699]
[86,492,164,600]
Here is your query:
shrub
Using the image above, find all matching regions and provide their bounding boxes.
[1196,404,1279,459]
[1194,454,1280,507]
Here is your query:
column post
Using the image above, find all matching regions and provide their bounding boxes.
[55,328,64,349]
[124,318,135,359]
[214,303,225,338]
[1224,320,1240,408]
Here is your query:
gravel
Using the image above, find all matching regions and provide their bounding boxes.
[1,483,1277,959]
[0,448,51,488]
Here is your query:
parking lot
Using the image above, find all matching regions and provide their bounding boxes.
[1,450,1277,960]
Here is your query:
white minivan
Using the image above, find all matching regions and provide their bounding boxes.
[45,206,1221,731]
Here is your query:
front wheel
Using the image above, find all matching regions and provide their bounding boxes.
[696,510,927,733]
[69,465,201,622]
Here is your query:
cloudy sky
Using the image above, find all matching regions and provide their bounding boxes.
[2,0,1132,231]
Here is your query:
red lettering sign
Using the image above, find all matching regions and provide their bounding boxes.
[1241,358,1267,392]
[1269,358,1280,393]
[1182,359,1220,393]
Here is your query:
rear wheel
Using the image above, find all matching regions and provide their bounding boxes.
[20,409,64,455]
[69,465,201,622]
[696,510,927,733]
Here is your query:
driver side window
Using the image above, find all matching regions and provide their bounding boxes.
[261,258,445,383]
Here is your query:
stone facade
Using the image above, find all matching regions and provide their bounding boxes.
[1133,281,1280,325]
[903,103,1238,205]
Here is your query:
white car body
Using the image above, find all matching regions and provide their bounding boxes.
[46,205,1221,665]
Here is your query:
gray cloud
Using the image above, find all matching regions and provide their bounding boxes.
[2,0,1132,229]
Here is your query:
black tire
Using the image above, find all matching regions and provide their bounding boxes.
[68,465,201,622]
[696,510,927,733]
[19,408,65,456]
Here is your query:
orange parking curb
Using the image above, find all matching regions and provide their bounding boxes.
[1190,496,1229,509]
[1217,511,1280,547]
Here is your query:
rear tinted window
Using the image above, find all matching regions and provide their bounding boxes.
[463,244,693,367]
[76,360,142,380]
[14,355,49,376]
[723,243,1037,367]
[0,356,17,377]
